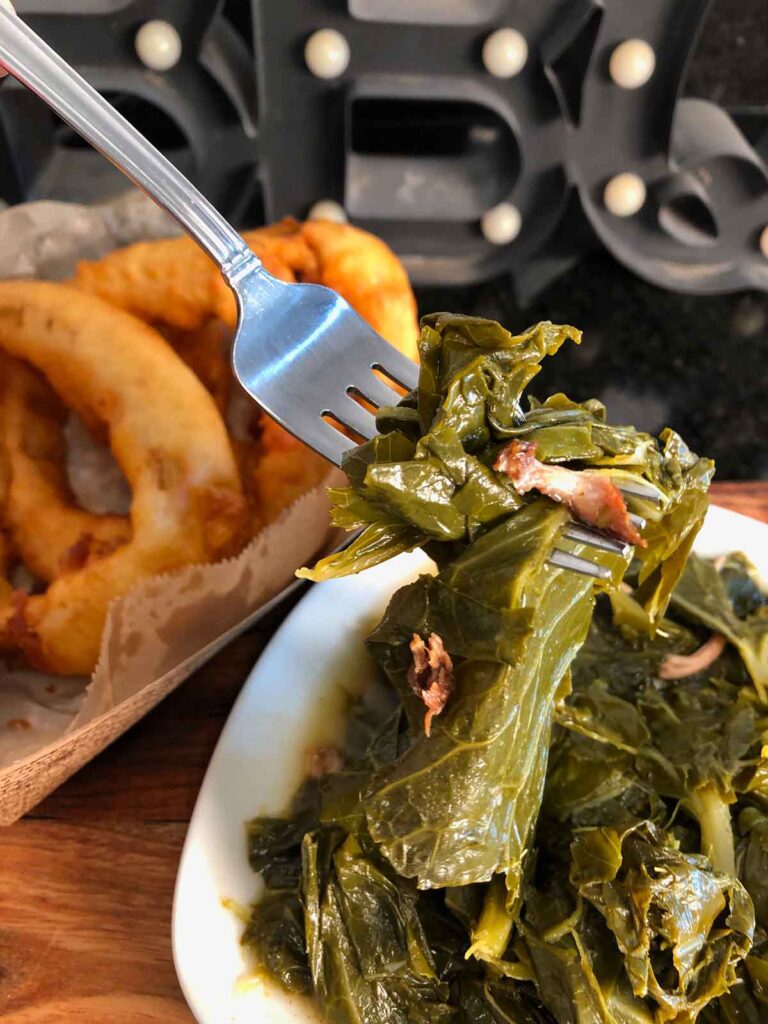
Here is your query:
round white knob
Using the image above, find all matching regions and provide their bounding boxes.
[482,28,528,79]
[304,29,350,80]
[135,20,182,73]
[603,173,646,218]
[759,225,768,259]
[481,202,522,245]
[308,199,347,224]
[609,39,656,90]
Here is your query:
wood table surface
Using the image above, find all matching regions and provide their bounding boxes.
[1,481,766,1023]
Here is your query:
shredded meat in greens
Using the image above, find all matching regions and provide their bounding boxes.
[407,632,455,737]
[494,439,644,546]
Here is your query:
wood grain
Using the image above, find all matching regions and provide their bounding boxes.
[0,610,294,1023]
[0,821,189,1023]
[710,481,768,521]
[1,486,766,1021]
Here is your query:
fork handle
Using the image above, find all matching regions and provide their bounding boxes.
[0,8,258,283]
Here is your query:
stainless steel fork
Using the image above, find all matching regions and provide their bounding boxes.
[0,9,651,581]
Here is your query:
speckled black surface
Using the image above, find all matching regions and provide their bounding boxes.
[685,0,767,109]
[417,0,768,482]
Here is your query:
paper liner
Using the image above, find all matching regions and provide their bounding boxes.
[0,190,182,280]
[0,192,345,823]
[0,480,345,825]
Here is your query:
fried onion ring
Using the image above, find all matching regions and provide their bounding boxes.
[73,218,419,358]
[235,417,330,529]
[0,440,13,591]
[298,220,419,356]
[73,220,318,332]
[0,352,132,581]
[73,219,419,536]
[157,319,234,418]
[0,281,245,675]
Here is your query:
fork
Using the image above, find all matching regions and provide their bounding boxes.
[0,10,656,581]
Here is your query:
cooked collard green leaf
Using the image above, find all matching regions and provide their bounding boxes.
[671,554,768,702]
[298,315,713,622]
[570,822,754,1022]
[301,315,711,899]
[365,500,603,894]
[240,313,741,1024]
[302,831,454,1024]
[736,808,768,930]
[560,600,766,876]
[241,889,311,994]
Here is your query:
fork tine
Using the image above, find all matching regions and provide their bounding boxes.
[333,396,378,442]
[562,522,632,556]
[280,410,357,467]
[352,370,411,411]
[548,549,612,580]
[617,479,663,504]
[370,348,419,393]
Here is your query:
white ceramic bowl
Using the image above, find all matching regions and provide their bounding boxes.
[173,506,768,1024]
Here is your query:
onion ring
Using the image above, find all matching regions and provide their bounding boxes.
[157,319,233,418]
[73,219,419,535]
[72,220,318,332]
[0,440,13,591]
[0,352,132,581]
[298,219,419,356]
[73,218,419,358]
[235,417,329,529]
[0,281,245,675]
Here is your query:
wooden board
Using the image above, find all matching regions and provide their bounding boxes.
[1,482,767,1022]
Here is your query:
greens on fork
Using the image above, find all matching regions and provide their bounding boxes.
[242,316,768,1023]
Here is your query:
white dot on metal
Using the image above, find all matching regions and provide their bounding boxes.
[482,28,528,79]
[135,20,182,73]
[603,173,647,218]
[308,199,347,224]
[609,39,656,90]
[481,203,522,245]
[759,226,768,259]
[304,29,350,80]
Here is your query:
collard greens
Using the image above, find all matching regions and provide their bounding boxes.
[241,315,767,1023]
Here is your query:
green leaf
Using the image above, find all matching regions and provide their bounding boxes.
[520,871,623,1024]
[570,821,755,1021]
[241,890,311,994]
[544,729,644,827]
[365,502,601,895]
[416,316,582,437]
[720,554,768,619]
[300,316,712,635]
[562,595,764,874]
[555,679,650,754]
[246,779,320,888]
[670,554,768,702]
[266,312,723,1022]
[297,520,425,581]
[301,832,454,1024]
[737,808,768,929]
[455,976,561,1023]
